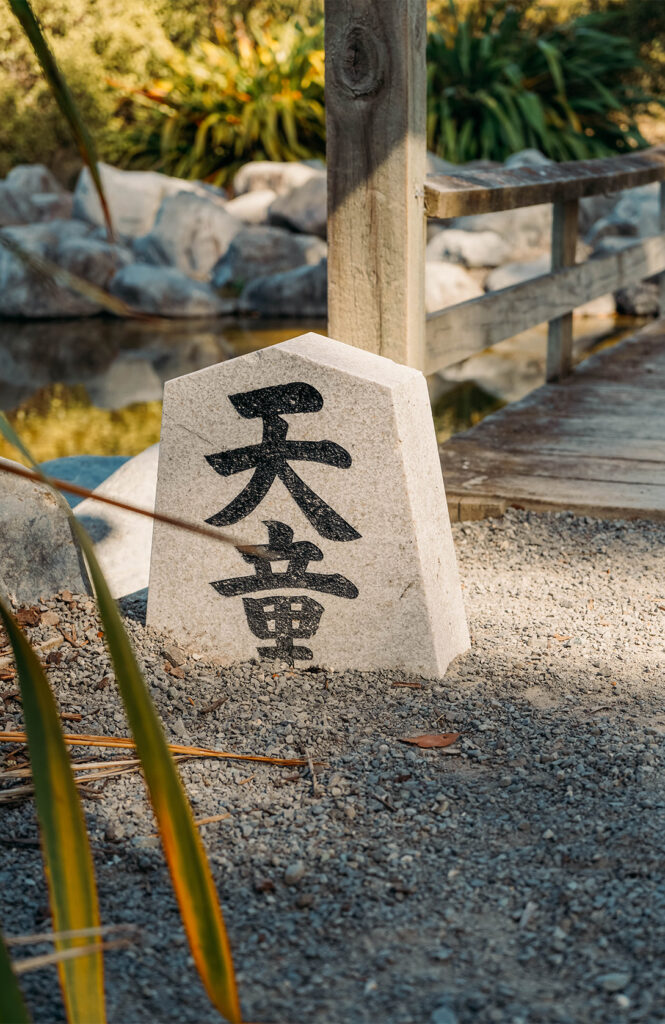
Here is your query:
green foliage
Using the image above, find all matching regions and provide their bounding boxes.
[113,12,325,186]
[426,1,659,163]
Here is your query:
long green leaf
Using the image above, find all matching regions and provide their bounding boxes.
[0,414,241,1022]
[7,0,114,240]
[71,521,241,1024]
[0,927,31,1024]
[0,601,105,1024]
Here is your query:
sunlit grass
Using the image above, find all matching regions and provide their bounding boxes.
[0,384,162,464]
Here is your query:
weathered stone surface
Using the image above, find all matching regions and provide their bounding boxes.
[133,192,242,279]
[239,258,327,317]
[0,183,37,227]
[0,220,120,318]
[504,148,554,169]
[109,264,232,317]
[233,160,321,197]
[211,226,326,291]
[31,192,74,221]
[75,445,159,598]
[268,173,327,238]
[426,228,509,268]
[6,164,65,194]
[0,458,91,604]
[73,163,226,238]
[425,262,483,314]
[147,333,469,675]
[225,189,277,225]
[485,255,550,292]
[453,204,552,260]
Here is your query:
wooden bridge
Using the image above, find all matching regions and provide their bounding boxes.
[324,0,665,522]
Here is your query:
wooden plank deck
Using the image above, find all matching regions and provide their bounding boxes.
[440,320,665,522]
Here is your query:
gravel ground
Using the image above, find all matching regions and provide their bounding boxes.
[1,509,665,1024]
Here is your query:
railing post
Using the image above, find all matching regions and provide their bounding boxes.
[325,0,427,369]
[546,198,579,382]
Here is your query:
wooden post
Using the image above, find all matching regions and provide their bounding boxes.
[325,0,427,369]
[546,198,579,382]
[659,181,665,318]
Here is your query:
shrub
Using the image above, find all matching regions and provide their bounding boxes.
[111,11,325,187]
[426,2,659,163]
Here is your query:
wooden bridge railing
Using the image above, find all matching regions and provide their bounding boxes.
[325,0,665,383]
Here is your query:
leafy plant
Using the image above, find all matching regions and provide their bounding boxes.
[113,10,325,186]
[0,415,242,1023]
[426,1,659,163]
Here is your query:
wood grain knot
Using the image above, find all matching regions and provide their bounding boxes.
[338,24,384,98]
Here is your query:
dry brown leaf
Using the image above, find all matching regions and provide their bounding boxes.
[398,732,460,749]
[16,607,41,627]
[553,633,572,642]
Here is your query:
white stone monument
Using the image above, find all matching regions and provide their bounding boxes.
[147,333,469,677]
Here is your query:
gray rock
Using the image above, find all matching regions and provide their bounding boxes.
[239,258,327,317]
[268,173,327,238]
[6,164,65,194]
[30,192,74,222]
[284,861,306,886]
[0,458,91,604]
[615,280,659,317]
[233,160,321,197]
[0,220,115,318]
[430,1003,458,1024]
[505,148,555,168]
[485,255,550,291]
[426,152,458,175]
[73,163,227,238]
[133,192,242,279]
[453,204,552,260]
[424,262,483,314]
[426,228,509,268]
[0,182,37,227]
[225,189,277,225]
[211,226,326,291]
[57,236,134,289]
[595,972,631,993]
[109,264,232,317]
[609,183,659,239]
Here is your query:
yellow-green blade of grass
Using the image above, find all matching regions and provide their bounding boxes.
[7,0,114,240]
[0,926,31,1024]
[70,522,241,1024]
[0,413,240,1022]
[0,600,105,1024]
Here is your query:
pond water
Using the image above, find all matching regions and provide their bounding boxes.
[0,313,644,464]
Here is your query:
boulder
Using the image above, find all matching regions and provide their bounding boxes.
[609,183,659,239]
[485,255,550,291]
[30,192,75,221]
[585,213,638,248]
[0,458,91,605]
[239,258,327,317]
[109,264,233,317]
[453,204,552,260]
[0,220,133,318]
[73,163,227,238]
[225,188,278,225]
[211,226,326,291]
[6,164,65,194]
[133,192,242,279]
[424,262,483,314]
[268,172,327,238]
[0,183,37,227]
[504,148,555,169]
[426,228,509,268]
[75,444,159,599]
[615,281,659,317]
[233,160,321,197]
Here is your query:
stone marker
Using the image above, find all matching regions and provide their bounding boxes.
[147,333,469,677]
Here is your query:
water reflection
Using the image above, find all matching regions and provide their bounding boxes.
[0,312,643,462]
